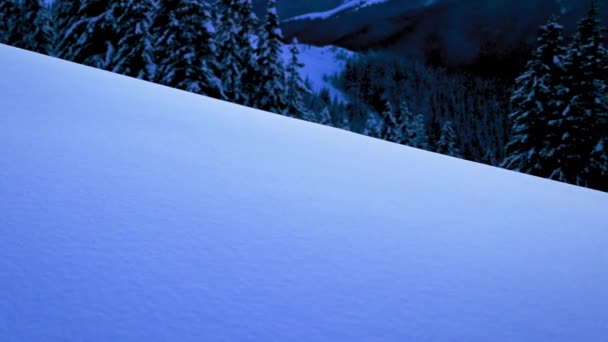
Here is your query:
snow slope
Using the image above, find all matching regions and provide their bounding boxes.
[1,44,608,341]
[281,43,353,101]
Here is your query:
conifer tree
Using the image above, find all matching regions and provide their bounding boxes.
[552,1,608,186]
[410,114,430,150]
[379,101,400,142]
[482,148,498,166]
[216,0,258,105]
[399,101,415,146]
[285,38,310,118]
[48,0,81,59]
[0,0,20,46]
[503,17,568,177]
[58,0,155,79]
[107,0,156,79]
[437,120,461,157]
[254,0,287,113]
[397,101,428,149]
[62,0,114,65]
[589,138,608,191]
[317,107,332,126]
[12,0,48,53]
[153,0,222,96]
[362,111,382,137]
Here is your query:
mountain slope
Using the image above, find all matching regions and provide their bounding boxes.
[282,0,608,75]
[1,44,607,341]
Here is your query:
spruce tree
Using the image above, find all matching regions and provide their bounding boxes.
[107,0,157,79]
[410,114,430,150]
[589,138,608,191]
[254,0,287,113]
[398,101,428,149]
[62,0,114,65]
[285,38,310,119]
[379,101,400,142]
[482,148,498,166]
[0,0,20,46]
[16,0,48,53]
[552,1,608,186]
[399,101,415,146]
[503,17,568,177]
[48,0,81,60]
[316,107,332,126]
[216,0,258,105]
[437,120,461,158]
[153,0,221,96]
[56,0,155,79]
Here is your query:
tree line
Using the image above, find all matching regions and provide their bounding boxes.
[333,1,607,192]
[334,52,509,164]
[0,0,310,118]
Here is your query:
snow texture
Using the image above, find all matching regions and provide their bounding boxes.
[1,44,608,341]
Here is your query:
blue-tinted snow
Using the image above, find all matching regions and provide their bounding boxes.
[1,44,607,341]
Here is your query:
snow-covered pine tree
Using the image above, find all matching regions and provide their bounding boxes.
[436,120,461,158]
[0,0,20,46]
[104,0,156,79]
[378,100,400,142]
[362,111,381,137]
[285,38,310,119]
[216,0,258,105]
[398,101,428,149]
[60,0,113,65]
[15,0,48,54]
[399,101,415,146]
[153,0,221,96]
[316,107,332,126]
[36,2,61,57]
[552,1,608,186]
[47,0,81,59]
[254,0,287,114]
[589,138,608,191]
[410,114,430,150]
[57,0,155,79]
[481,148,498,166]
[503,16,568,178]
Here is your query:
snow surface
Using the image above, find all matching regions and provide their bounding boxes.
[1,44,608,341]
[281,43,352,101]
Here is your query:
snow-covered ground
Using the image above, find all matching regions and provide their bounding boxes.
[1,44,608,341]
[281,43,353,102]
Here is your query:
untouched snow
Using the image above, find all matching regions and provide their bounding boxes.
[281,43,353,101]
[1,44,608,341]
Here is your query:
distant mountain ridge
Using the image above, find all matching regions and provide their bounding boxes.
[250,0,344,19]
[284,0,396,22]
[280,0,608,76]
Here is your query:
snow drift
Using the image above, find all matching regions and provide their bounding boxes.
[1,44,607,341]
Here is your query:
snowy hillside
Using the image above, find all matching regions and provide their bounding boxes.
[1,45,608,341]
[281,43,353,101]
